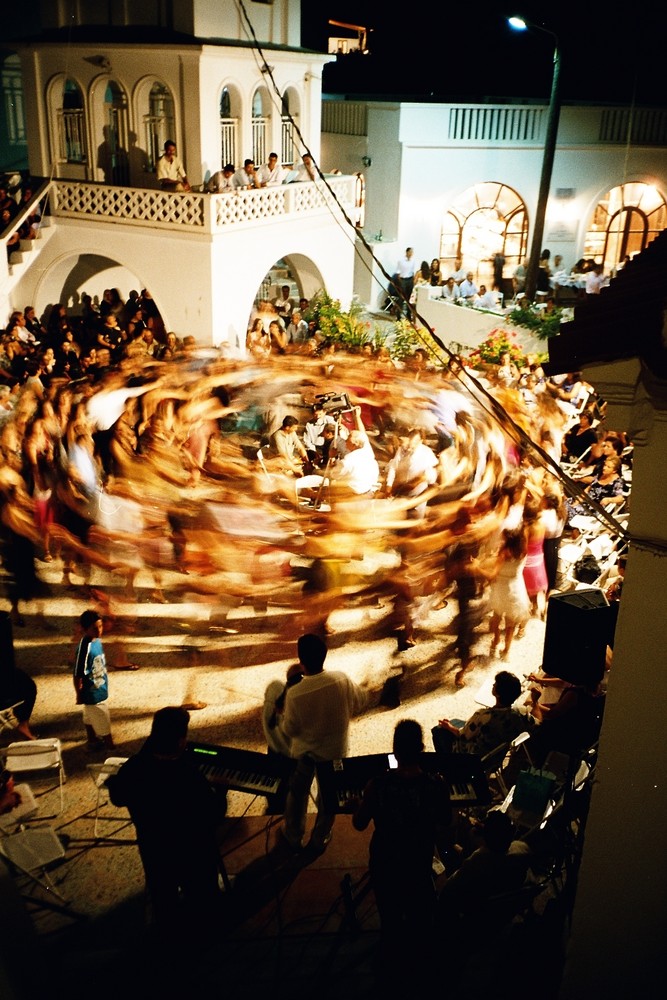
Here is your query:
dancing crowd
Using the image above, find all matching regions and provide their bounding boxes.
[0,288,632,989]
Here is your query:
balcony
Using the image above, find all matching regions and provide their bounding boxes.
[49,175,358,234]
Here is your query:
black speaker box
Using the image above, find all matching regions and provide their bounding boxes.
[542,588,610,687]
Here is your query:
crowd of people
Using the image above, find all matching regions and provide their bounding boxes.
[0,289,630,660]
[0,287,628,980]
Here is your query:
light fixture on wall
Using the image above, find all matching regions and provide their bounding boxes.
[361,155,372,167]
[260,63,275,75]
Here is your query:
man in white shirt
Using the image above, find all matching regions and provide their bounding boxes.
[585,264,606,296]
[394,247,417,316]
[232,159,260,190]
[206,163,235,193]
[384,428,438,509]
[459,271,479,302]
[330,407,379,496]
[286,310,308,345]
[273,285,294,320]
[292,154,317,182]
[451,258,467,284]
[474,285,498,309]
[156,140,190,192]
[257,152,288,187]
[271,633,367,853]
[441,277,461,303]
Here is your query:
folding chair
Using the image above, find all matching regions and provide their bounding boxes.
[0,702,24,735]
[87,756,130,838]
[0,825,67,901]
[0,783,38,832]
[4,740,66,816]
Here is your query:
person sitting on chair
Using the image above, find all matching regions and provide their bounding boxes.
[432,670,536,759]
[437,810,532,947]
[268,415,308,476]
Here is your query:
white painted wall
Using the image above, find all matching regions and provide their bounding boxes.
[323,101,667,286]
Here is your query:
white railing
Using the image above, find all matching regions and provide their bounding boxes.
[0,179,53,287]
[252,116,268,166]
[220,117,238,167]
[56,109,87,163]
[50,175,358,234]
[281,116,298,165]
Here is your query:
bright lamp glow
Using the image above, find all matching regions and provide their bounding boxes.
[508,16,528,30]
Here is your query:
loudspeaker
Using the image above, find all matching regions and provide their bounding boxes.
[542,588,610,687]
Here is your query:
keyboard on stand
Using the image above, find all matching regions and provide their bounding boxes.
[317,751,491,813]
[186,741,292,798]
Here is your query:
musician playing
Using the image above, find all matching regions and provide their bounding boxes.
[352,720,452,993]
[273,633,368,855]
[107,706,227,938]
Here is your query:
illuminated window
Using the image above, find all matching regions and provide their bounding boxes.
[57,79,86,163]
[219,87,238,167]
[439,182,527,284]
[144,82,174,171]
[584,182,667,271]
[252,89,269,166]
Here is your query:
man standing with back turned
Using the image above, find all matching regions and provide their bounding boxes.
[273,633,368,855]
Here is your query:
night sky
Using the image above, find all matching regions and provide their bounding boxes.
[302,3,661,106]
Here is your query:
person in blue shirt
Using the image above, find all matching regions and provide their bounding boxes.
[73,609,113,751]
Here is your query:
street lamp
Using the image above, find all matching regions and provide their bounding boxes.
[508,15,562,303]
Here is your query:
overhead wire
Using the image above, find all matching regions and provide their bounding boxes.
[229,2,632,545]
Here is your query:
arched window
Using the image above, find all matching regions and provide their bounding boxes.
[440,182,527,286]
[252,89,268,166]
[57,79,86,163]
[100,81,130,185]
[281,89,298,166]
[584,182,667,272]
[219,87,237,168]
[144,82,174,170]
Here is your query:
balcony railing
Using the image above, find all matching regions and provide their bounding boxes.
[50,175,358,234]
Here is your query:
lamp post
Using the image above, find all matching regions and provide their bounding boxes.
[508,16,561,303]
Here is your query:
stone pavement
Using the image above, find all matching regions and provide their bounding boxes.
[1,554,553,999]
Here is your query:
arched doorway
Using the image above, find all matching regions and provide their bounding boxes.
[584,182,667,273]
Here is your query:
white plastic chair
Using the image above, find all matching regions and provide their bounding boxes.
[0,825,67,900]
[4,740,66,816]
[87,756,130,838]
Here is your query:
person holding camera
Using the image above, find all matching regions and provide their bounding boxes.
[329,405,379,497]
[303,399,349,468]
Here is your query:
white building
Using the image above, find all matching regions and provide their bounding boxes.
[321,99,667,311]
[0,0,359,352]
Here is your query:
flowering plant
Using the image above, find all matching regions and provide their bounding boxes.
[304,290,419,359]
[466,328,525,368]
[507,303,563,340]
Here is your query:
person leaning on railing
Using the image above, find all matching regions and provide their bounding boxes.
[156,140,191,193]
